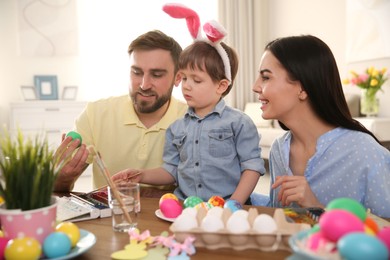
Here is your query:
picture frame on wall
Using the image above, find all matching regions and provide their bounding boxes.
[20,86,38,100]
[62,86,78,100]
[34,75,58,100]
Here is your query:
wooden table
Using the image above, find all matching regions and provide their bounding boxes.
[75,197,292,259]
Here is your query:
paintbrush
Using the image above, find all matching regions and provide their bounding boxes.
[88,146,133,224]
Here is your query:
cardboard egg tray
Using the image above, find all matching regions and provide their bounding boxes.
[170,207,311,251]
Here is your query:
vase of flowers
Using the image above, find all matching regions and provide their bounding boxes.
[0,130,63,244]
[343,66,388,117]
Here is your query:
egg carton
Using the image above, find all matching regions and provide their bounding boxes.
[169,207,311,251]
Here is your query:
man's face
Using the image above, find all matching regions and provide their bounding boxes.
[129,49,177,113]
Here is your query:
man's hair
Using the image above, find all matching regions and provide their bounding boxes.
[128,30,182,73]
[178,41,239,97]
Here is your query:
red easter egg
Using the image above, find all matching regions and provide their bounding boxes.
[208,195,225,207]
[319,209,364,242]
[159,198,183,218]
[377,227,390,253]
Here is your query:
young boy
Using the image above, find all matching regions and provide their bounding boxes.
[112,4,265,205]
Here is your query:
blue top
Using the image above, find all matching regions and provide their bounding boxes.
[162,99,265,201]
[267,127,390,218]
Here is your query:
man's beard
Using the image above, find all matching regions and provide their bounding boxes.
[131,87,173,113]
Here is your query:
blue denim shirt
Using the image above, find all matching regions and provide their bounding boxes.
[162,99,265,201]
[268,127,390,218]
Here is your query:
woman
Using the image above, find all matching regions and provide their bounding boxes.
[251,35,390,218]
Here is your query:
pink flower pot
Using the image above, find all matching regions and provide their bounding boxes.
[0,197,57,244]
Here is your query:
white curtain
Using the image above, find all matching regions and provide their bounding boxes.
[218,0,269,110]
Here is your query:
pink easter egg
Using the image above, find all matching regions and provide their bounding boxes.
[159,198,183,218]
[377,227,390,253]
[0,237,9,259]
[319,209,364,242]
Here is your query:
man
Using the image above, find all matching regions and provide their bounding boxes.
[54,30,187,196]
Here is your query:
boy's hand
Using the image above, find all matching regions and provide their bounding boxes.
[112,169,142,185]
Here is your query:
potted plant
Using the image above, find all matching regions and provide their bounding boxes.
[0,129,63,244]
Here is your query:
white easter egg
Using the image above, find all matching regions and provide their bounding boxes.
[201,214,225,232]
[207,206,224,217]
[173,214,198,231]
[253,214,277,234]
[181,207,198,218]
[226,214,250,234]
[231,209,249,219]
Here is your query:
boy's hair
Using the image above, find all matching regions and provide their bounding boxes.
[179,41,238,97]
[128,30,183,74]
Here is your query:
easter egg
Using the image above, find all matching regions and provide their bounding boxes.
[5,237,41,260]
[159,198,183,218]
[319,209,364,242]
[56,222,80,247]
[172,214,198,231]
[159,193,178,207]
[0,237,9,259]
[43,232,72,258]
[377,227,390,252]
[338,233,389,260]
[208,196,225,207]
[194,202,213,210]
[201,214,225,232]
[253,214,277,234]
[223,199,243,212]
[183,196,203,208]
[364,217,379,234]
[66,131,82,147]
[326,197,367,221]
[306,231,334,251]
[226,214,250,234]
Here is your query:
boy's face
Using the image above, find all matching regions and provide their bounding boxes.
[129,49,180,114]
[179,66,225,117]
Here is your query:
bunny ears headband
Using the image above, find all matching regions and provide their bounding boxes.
[163,3,232,82]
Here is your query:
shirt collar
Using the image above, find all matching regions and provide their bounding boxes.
[185,99,226,119]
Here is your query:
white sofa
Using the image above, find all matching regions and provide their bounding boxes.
[244,93,360,160]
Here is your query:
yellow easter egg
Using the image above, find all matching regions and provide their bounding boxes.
[5,237,41,260]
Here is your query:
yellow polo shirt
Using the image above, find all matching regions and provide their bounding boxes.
[75,95,187,189]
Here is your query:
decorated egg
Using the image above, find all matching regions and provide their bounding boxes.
[306,231,335,252]
[5,237,42,260]
[43,232,72,258]
[223,199,243,212]
[183,196,203,208]
[326,197,367,221]
[201,214,224,232]
[159,193,179,207]
[56,222,80,247]
[159,198,183,218]
[338,233,389,260]
[253,214,277,234]
[66,131,82,147]
[208,195,225,207]
[377,227,390,252]
[172,214,198,231]
[194,202,213,210]
[226,214,250,234]
[364,217,379,234]
[319,209,364,242]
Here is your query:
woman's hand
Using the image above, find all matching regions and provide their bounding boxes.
[272,175,324,208]
[111,169,142,185]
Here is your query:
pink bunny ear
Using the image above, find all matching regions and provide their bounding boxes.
[203,20,227,43]
[163,3,201,39]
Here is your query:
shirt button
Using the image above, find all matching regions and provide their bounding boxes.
[195,140,198,144]
[198,120,201,123]
[195,162,199,166]
[198,184,202,188]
